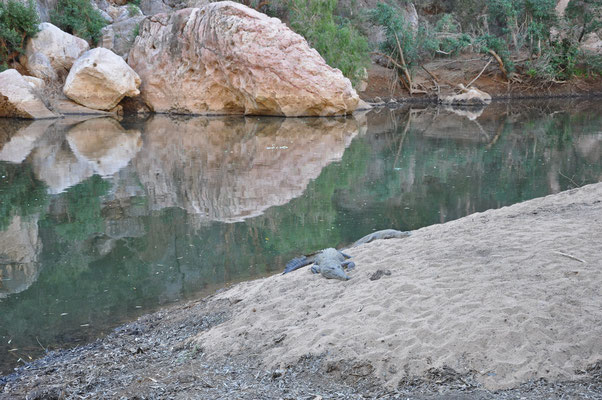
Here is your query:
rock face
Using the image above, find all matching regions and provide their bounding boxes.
[0,69,57,119]
[100,16,146,59]
[128,2,359,116]
[63,48,141,110]
[23,23,90,80]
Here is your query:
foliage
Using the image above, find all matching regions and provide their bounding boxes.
[132,22,140,38]
[50,0,107,44]
[0,0,40,69]
[127,3,140,17]
[369,3,420,67]
[289,0,369,87]
[433,13,472,54]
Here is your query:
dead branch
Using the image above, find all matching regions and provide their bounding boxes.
[553,251,586,263]
[466,57,493,88]
[394,31,415,96]
[487,49,509,81]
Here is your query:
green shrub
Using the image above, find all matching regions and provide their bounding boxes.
[475,34,514,72]
[369,3,421,67]
[289,0,369,87]
[127,3,140,17]
[0,0,40,70]
[51,0,107,44]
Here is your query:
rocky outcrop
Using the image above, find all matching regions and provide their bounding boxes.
[128,2,359,116]
[23,23,89,80]
[0,69,57,119]
[64,48,141,110]
[139,0,207,17]
[100,16,145,59]
[133,115,362,222]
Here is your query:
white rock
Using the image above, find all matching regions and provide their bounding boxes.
[22,76,45,90]
[63,48,141,110]
[128,2,358,116]
[441,84,492,106]
[24,22,90,79]
[0,69,57,119]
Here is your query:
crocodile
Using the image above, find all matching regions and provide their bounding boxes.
[282,229,410,280]
[350,229,410,248]
[283,248,355,280]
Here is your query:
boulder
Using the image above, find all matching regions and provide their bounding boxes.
[63,48,141,110]
[128,2,359,116]
[22,76,45,90]
[0,69,57,119]
[23,23,90,80]
[100,16,146,59]
[440,84,492,106]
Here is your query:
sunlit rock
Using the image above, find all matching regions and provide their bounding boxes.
[66,117,142,176]
[133,115,362,222]
[64,48,141,111]
[23,23,89,80]
[0,215,42,298]
[0,119,53,163]
[128,2,358,116]
[0,69,57,119]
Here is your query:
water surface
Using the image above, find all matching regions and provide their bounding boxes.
[0,100,600,374]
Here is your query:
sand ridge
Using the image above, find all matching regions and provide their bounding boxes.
[195,183,602,390]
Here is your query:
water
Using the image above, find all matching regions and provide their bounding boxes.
[0,100,600,374]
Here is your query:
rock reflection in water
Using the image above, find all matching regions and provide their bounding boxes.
[0,215,42,298]
[22,117,142,194]
[67,118,142,177]
[0,120,52,164]
[134,115,363,222]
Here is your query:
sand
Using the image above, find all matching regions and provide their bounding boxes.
[195,182,602,390]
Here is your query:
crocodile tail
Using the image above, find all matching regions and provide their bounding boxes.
[283,256,310,274]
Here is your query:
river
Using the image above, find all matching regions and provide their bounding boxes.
[0,99,600,374]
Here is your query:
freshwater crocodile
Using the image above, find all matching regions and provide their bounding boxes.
[282,229,410,280]
[283,248,355,280]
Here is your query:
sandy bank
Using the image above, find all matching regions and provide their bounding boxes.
[2,183,601,398]
[197,182,602,390]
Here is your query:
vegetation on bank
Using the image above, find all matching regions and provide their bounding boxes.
[0,0,39,71]
[50,0,107,44]
[2,0,602,89]
[238,0,602,90]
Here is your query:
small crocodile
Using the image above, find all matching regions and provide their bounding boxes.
[282,229,410,280]
[350,229,410,248]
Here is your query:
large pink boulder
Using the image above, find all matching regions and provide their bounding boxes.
[128,2,359,116]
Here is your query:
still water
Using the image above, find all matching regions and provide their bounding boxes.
[0,100,600,374]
